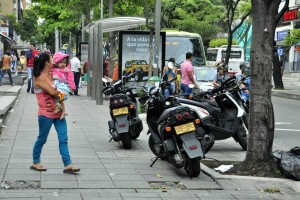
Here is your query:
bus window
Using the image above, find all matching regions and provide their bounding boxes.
[221,50,242,59]
[207,49,218,61]
[165,36,205,66]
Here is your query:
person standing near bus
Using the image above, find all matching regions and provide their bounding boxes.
[180,52,197,95]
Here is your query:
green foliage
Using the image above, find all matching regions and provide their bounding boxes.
[209,38,237,48]
[7,10,40,43]
[162,0,225,43]
[285,29,300,46]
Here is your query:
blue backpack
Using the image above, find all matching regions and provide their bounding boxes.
[26,49,32,59]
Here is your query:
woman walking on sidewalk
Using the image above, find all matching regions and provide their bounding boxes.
[0,51,14,86]
[30,53,80,174]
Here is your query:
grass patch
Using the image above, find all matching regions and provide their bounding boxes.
[263,187,280,193]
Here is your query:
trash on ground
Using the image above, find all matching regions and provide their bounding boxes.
[214,165,233,172]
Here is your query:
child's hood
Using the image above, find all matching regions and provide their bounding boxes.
[53,52,69,64]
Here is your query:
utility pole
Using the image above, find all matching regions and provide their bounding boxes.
[101,0,104,19]
[81,14,85,42]
[154,0,161,76]
[55,28,59,52]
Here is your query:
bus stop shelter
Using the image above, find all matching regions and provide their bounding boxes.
[85,17,146,105]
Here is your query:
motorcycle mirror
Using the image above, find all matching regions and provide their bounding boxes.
[138,96,150,105]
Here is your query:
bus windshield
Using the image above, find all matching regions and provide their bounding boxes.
[207,49,218,61]
[165,36,205,66]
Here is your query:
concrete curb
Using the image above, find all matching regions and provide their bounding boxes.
[201,163,299,184]
[0,86,22,96]
[201,163,300,192]
[272,90,300,101]
[0,96,17,116]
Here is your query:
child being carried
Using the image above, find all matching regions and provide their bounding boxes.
[52,52,76,119]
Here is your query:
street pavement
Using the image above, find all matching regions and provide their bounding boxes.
[0,77,299,199]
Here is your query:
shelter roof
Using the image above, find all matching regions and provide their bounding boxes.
[85,17,146,33]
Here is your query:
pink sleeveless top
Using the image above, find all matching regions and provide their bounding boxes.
[35,75,62,119]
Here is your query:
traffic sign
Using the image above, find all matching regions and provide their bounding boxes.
[277,48,284,56]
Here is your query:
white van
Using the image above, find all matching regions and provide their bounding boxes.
[206,45,245,75]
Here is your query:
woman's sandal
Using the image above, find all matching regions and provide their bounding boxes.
[30,164,47,171]
[63,167,80,174]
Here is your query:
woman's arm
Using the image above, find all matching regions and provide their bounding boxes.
[66,69,76,91]
[35,76,60,96]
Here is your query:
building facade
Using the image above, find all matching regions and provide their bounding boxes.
[0,0,25,53]
[275,0,300,72]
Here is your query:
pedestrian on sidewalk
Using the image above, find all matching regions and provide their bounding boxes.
[70,52,82,96]
[0,51,14,86]
[30,53,80,174]
[26,43,40,94]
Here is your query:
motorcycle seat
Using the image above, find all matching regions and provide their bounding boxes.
[177,98,221,116]
[158,105,188,124]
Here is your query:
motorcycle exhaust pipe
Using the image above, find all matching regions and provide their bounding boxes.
[203,134,213,144]
[131,117,140,125]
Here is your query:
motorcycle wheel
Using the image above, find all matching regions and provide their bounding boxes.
[236,121,248,151]
[148,135,167,160]
[184,156,201,178]
[121,133,132,149]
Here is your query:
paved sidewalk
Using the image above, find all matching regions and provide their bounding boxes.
[272,74,300,100]
[0,86,299,199]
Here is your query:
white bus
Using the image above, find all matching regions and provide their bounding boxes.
[164,30,206,68]
[206,45,245,75]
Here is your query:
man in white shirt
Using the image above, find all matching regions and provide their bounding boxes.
[70,52,81,96]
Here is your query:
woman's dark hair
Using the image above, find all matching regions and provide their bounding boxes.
[5,51,11,56]
[33,53,50,77]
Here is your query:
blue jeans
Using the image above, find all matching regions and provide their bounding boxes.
[180,83,193,95]
[33,115,72,166]
[0,69,13,84]
[27,67,34,92]
[164,82,176,97]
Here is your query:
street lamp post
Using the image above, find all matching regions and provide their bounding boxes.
[154,0,161,76]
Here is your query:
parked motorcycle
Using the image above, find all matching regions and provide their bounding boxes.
[102,73,143,149]
[139,76,204,178]
[178,76,248,152]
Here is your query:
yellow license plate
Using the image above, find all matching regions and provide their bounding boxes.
[112,107,128,116]
[174,122,196,135]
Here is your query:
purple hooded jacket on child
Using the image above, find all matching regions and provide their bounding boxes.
[52,52,76,91]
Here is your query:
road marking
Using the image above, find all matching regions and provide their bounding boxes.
[275,128,300,132]
[275,122,292,125]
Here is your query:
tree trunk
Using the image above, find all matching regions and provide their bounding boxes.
[225,31,233,66]
[148,27,155,79]
[228,0,281,176]
[273,53,284,89]
[76,34,79,53]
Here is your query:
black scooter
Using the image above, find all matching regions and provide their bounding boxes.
[178,76,248,152]
[139,76,204,178]
[102,73,143,149]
